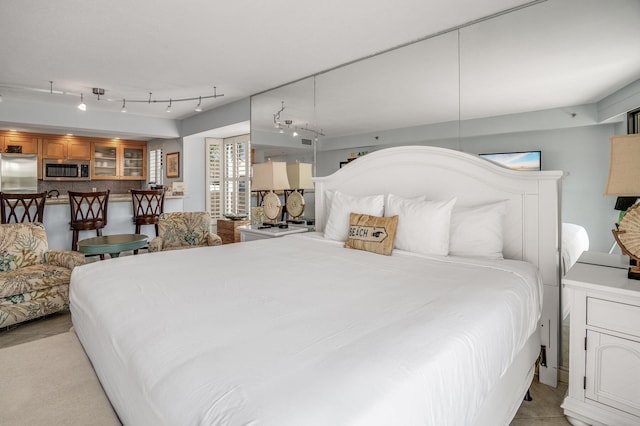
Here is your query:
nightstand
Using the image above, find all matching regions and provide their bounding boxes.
[239,224,308,242]
[562,253,640,426]
[216,219,250,244]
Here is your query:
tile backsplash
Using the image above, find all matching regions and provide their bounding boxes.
[38,180,145,195]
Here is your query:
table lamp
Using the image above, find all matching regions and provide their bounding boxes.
[252,160,290,224]
[605,134,640,279]
[286,162,313,223]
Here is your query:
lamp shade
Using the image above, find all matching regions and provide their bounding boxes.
[286,162,313,190]
[252,161,290,191]
[605,134,640,196]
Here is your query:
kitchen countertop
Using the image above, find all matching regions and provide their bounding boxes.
[44,193,184,205]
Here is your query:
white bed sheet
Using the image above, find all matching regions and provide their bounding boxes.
[71,233,542,426]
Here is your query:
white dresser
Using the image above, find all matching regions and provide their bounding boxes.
[562,253,640,426]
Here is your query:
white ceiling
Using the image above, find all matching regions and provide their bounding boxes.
[0,0,541,120]
[0,0,639,140]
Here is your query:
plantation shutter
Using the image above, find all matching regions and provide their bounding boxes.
[206,135,250,220]
[149,148,163,185]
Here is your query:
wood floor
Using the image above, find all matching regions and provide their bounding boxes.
[0,311,571,425]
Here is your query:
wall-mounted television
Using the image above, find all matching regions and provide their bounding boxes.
[479,151,541,171]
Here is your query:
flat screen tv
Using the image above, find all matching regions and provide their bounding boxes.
[479,151,541,171]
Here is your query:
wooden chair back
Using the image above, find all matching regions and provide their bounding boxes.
[68,190,110,251]
[131,189,165,234]
[0,192,47,224]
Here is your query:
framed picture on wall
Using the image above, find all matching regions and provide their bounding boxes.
[166,152,180,178]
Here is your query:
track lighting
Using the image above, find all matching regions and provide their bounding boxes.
[0,82,224,114]
[77,94,86,111]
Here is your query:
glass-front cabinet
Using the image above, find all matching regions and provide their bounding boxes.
[91,141,146,180]
[121,144,146,179]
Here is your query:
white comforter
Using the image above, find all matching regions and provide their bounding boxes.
[70,233,542,426]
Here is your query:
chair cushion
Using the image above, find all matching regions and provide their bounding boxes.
[158,212,211,249]
[0,264,72,298]
[0,223,47,271]
[0,284,69,327]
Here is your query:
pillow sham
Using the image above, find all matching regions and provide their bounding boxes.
[385,194,456,256]
[449,201,507,259]
[324,191,385,241]
[344,213,399,256]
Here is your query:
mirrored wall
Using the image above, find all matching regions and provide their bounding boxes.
[250,0,640,377]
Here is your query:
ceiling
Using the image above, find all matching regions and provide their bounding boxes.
[0,0,638,141]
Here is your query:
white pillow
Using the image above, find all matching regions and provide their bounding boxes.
[449,201,507,259]
[385,194,456,256]
[324,191,384,241]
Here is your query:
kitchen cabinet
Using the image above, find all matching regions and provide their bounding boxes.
[120,143,146,180]
[2,134,38,154]
[42,137,91,160]
[562,255,640,426]
[92,141,146,180]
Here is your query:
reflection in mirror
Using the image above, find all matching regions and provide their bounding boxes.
[251,77,316,164]
[315,30,460,163]
[251,0,640,381]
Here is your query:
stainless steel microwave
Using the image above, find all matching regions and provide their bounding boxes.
[43,159,91,181]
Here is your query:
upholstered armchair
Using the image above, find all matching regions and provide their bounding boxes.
[148,212,222,252]
[0,222,85,327]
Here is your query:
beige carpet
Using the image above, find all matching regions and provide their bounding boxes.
[0,331,121,425]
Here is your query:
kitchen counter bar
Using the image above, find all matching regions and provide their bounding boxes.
[44,193,184,205]
[42,194,184,250]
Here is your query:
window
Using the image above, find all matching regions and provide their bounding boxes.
[149,147,163,185]
[206,135,250,219]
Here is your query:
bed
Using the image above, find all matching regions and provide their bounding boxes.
[70,146,562,425]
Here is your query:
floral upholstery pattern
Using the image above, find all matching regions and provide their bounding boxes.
[0,222,84,327]
[148,212,222,252]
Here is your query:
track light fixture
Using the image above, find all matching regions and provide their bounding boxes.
[77,93,86,111]
[272,100,324,139]
[0,82,224,114]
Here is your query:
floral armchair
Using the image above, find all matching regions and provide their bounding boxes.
[0,222,85,327]
[148,212,222,252]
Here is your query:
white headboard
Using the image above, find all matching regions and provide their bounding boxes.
[313,146,562,288]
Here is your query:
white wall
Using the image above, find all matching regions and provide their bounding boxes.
[180,99,251,211]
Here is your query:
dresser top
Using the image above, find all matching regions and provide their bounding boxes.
[564,259,640,297]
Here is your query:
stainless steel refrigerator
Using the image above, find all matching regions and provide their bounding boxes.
[0,154,38,193]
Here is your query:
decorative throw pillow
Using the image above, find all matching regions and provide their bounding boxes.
[324,191,385,241]
[385,194,456,256]
[449,201,507,259]
[344,213,399,256]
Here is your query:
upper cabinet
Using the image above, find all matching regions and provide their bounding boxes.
[92,140,146,180]
[42,136,91,160]
[2,134,38,154]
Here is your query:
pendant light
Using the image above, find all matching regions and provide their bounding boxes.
[77,93,86,111]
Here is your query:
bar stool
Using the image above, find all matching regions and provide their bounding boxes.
[0,192,47,224]
[131,189,164,254]
[69,190,110,257]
